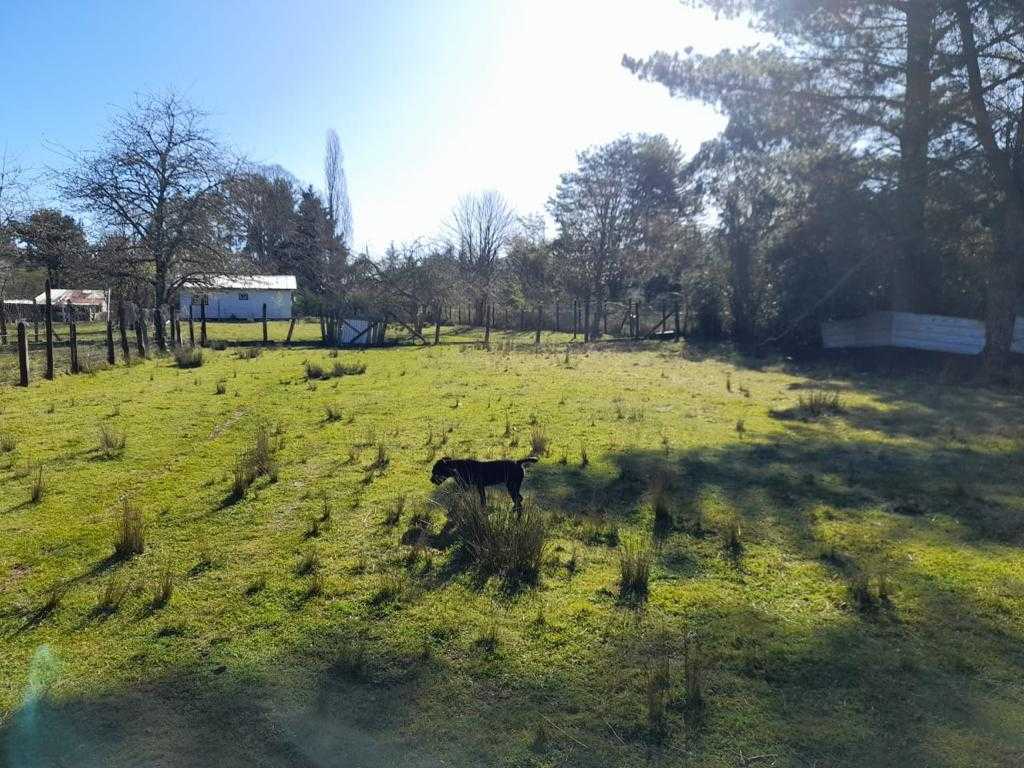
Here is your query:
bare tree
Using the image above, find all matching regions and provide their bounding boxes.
[445,190,516,324]
[56,92,236,347]
[0,149,26,226]
[324,129,354,247]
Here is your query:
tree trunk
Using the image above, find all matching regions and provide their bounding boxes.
[154,306,166,352]
[983,206,1023,369]
[892,0,937,313]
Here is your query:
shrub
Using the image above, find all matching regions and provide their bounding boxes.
[28,466,45,504]
[332,360,366,377]
[304,360,327,380]
[95,574,129,615]
[113,498,145,559]
[173,347,204,368]
[305,359,367,380]
[798,388,844,417]
[530,426,549,457]
[445,488,548,586]
[618,538,651,599]
[98,424,127,458]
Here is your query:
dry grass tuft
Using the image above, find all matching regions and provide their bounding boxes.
[113,498,145,559]
[173,347,204,368]
[446,488,548,586]
[618,537,651,599]
[98,424,127,458]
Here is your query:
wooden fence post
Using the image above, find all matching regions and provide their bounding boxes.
[555,300,560,332]
[17,320,29,386]
[174,309,182,347]
[457,306,462,325]
[32,298,39,342]
[199,300,207,347]
[484,303,491,344]
[262,303,268,343]
[44,279,54,380]
[286,316,296,344]
[106,315,116,365]
[434,304,442,345]
[188,304,195,347]
[583,297,591,343]
[535,307,542,344]
[674,299,680,338]
[571,300,578,340]
[0,299,7,345]
[603,302,608,336]
[69,315,80,374]
[118,303,131,363]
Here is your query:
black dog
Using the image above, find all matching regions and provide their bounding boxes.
[430,456,539,510]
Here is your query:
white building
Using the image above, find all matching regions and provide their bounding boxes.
[179,275,297,320]
[32,288,109,320]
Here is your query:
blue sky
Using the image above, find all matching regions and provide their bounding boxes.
[0,0,761,253]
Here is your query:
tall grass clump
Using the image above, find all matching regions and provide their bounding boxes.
[173,346,204,368]
[98,424,127,458]
[151,563,174,609]
[230,423,281,500]
[0,433,16,453]
[649,472,672,533]
[530,426,549,457]
[798,388,844,417]
[445,488,548,586]
[618,537,651,599]
[332,360,367,377]
[95,574,130,615]
[113,498,145,559]
[28,466,45,504]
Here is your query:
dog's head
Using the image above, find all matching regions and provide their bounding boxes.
[430,458,454,485]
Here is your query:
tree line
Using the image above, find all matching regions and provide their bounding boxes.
[1,1,1021,367]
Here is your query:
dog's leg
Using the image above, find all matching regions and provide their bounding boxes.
[508,481,523,515]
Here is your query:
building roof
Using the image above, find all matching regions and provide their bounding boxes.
[184,275,298,291]
[33,288,107,305]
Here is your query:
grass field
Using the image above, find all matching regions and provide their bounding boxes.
[1,331,1023,767]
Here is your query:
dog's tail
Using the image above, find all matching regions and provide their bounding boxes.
[518,456,540,465]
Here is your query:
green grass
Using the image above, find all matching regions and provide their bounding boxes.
[1,333,1023,766]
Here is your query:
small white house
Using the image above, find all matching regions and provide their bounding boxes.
[32,288,109,320]
[179,275,297,320]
